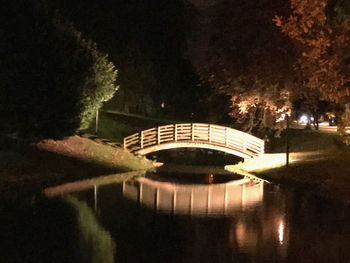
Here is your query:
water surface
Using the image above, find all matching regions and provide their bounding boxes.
[2,171,350,263]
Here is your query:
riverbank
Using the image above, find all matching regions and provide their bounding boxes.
[0,135,154,194]
[226,129,350,204]
[0,110,198,195]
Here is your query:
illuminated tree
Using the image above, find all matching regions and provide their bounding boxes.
[188,0,298,134]
[0,0,118,139]
[273,0,350,134]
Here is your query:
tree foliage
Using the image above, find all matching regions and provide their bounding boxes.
[273,0,350,136]
[51,0,201,120]
[0,0,118,139]
[274,0,350,102]
[188,0,297,133]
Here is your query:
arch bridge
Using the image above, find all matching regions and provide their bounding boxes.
[124,123,264,159]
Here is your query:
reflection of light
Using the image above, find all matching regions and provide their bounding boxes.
[123,177,263,216]
[235,221,258,251]
[236,221,246,243]
[207,173,214,184]
[278,220,284,244]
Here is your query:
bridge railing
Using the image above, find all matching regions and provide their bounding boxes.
[124,123,264,157]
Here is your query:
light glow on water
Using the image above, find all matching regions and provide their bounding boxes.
[278,219,285,245]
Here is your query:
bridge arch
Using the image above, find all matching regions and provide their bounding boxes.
[123,123,264,159]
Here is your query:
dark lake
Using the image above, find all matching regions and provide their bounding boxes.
[2,170,350,263]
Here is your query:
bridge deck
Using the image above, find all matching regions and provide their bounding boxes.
[124,123,264,158]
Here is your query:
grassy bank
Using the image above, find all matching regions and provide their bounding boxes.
[0,135,153,193]
[0,111,191,194]
[87,110,179,143]
[227,129,350,203]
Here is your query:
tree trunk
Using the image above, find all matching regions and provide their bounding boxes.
[286,115,290,167]
[315,111,319,130]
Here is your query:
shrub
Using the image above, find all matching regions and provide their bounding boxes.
[0,0,118,139]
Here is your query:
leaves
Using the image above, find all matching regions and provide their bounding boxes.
[189,0,296,133]
[0,0,118,139]
[274,0,350,104]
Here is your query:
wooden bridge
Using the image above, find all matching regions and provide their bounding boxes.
[124,123,264,159]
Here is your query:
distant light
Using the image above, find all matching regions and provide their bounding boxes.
[161,101,165,109]
[277,113,286,122]
[299,115,308,123]
[310,116,314,121]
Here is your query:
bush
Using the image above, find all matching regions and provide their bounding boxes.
[0,0,118,140]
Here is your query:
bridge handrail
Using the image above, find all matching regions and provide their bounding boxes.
[123,123,264,157]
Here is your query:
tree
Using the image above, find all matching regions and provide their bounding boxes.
[51,0,200,120]
[0,0,118,139]
[273,0,350,134]
[188,0,298,134]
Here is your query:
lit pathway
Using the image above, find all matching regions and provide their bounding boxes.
[292,121,337,132]
[225,151,327,180]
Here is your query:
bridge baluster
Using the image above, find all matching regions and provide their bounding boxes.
[242,133,247,153]
[140,131,144,149]
[261,140,265,156]
[208,125,211,143]
[174,124,177,142]
[191,123,194,142]
[157,126,160,145]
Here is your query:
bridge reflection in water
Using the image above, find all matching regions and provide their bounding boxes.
[122,177,264,216]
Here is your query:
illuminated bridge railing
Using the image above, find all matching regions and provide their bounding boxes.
[123,177,264,216]
[123,123,264,158]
